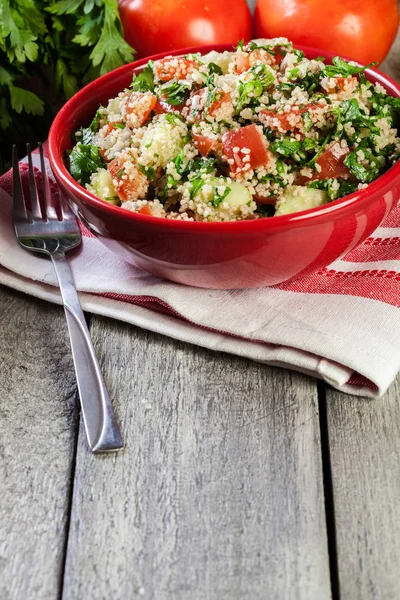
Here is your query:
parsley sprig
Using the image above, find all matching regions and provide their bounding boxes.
[1,0,135,173]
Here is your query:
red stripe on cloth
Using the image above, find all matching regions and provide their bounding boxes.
[276,267,400,307]
[346,373,379,392]
[378,202,400,227]
[341,237,400,263]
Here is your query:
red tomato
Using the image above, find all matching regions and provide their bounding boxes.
[233,48,283,74]
[234,53,250,74]
[253,0,399,65]
[209,91,232,117]
[316,141,351,179]
[323,77,358,92]
[154,97,186,114]
[154,58,199,82]
[138,205,153,215]
[118,0,252,58]
[222,124,270,174]
[108,158,148,202]
[253,194,277,205]
[192,132,217,157]
[296,141,350,184]
[259,103,323,133]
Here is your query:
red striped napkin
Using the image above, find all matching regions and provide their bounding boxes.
[1,147,400,397]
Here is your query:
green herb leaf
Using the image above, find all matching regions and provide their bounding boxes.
[165,113,184,124]
[162,81,191,105]
[208,62,223,75]
[270,138,304,160]
[344,147,381,183]
[131,62,154,93]
[138,164,155,181]
[9,85,45,115]
[211,186,231,207]
[69,143,106,185]
[323,56,377,78]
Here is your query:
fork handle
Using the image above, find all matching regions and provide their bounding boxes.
[51,252,123,453]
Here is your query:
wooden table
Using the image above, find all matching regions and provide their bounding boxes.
[2,35,400,600]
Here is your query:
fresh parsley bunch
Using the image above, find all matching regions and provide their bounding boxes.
[0,0,135,173]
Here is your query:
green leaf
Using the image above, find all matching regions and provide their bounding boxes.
[69,143,106,184]
[270,138,302,158]
[161,81,191,106]
[0,65,14,87]
[211,186,231,207]
[47,0,86,15]
[9,86,45,115]
[324,56,377,78]
[55,58,78,98]
[138,164,155,181]
[344,147,381,183]
[208,62,222,75]
[0,98,12,129]
[130,62,154,93]
[89,0,135,75]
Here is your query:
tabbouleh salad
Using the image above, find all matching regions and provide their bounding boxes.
[69,38,400,221]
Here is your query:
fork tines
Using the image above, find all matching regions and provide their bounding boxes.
[12,143,72,223]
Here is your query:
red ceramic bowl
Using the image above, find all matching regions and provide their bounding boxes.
[48,44,400,289]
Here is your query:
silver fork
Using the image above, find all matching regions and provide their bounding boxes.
[12,143,123,453]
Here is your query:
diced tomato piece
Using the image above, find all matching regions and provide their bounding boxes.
[191,132,217,157]
[122,92,157,128]
[154,57,199,82]
[272,48,285,65]
[259,103,323,133]
[323,76,358,93]
[296,142,351,185]
[249,49,276,68]
[103,122,124,136]
[222,124,270,174]
[108,157,148,202]
[154,96,186,114]
[253,194,277,205]
[316,141,351,179]
[234,53,250,74]
[209,91,232,117]
[138,205,153,216]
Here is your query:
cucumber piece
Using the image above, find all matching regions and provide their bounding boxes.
[275,185,328,216]
[88,168,120,205]
[140,116,187,168]
[194,177,252,210]
[202,50,234,74]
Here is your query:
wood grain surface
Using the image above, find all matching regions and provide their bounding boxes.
[62,317,330,600]
[326,378,400,600]
[0,285,78,600]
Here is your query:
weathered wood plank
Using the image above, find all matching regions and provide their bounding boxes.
[326,377,400,600]
[0,285,78,600]
[62,316,331,600]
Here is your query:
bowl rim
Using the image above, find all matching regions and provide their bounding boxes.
[48,42,400,233]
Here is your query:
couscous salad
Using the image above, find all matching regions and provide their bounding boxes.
[69,38,400,221]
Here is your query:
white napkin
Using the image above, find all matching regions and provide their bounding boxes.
[2,151,400,397]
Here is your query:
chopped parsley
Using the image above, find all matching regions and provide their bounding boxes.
[131,62,154,93]
[69,143,106,185]
[323,56,377,78]
[89,109,104,133]
[165,113,185,124]
[208,62,223,75]
[211,186,231,207]
[344,145,382,183]
[161,81,191,105]
[138,164,155,181]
